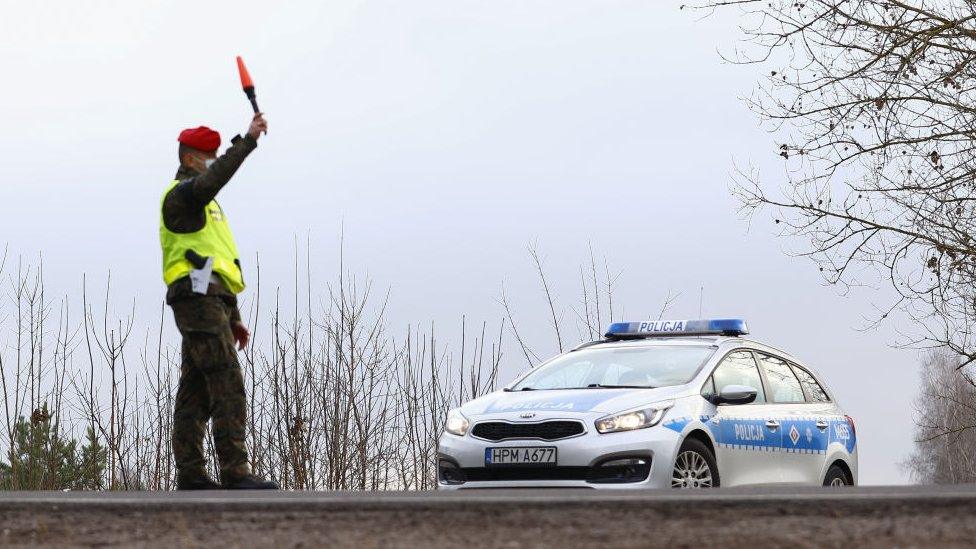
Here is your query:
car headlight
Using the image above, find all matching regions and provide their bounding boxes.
[445,409,470,436]
[595,404,671,434]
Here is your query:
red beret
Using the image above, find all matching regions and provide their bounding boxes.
[177,126,221,152]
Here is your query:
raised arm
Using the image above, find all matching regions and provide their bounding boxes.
[183,113,268,204]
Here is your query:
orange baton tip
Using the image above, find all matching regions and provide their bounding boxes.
[237,56,254,89]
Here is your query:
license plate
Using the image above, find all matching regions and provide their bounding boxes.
[485,446,557,466]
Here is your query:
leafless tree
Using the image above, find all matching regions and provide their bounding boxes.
[698,0,976,362]
[504,242,666,370]
[905,351,976,483]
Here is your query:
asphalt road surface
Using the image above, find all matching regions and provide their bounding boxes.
[2,485,975,547]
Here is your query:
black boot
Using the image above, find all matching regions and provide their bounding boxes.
[176,475,222,490]
[222,474,280,490]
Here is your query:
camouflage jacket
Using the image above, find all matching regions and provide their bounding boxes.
[162,133,258,325]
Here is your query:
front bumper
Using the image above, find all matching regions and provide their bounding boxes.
[436,415,682,490]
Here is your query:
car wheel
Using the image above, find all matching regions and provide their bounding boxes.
[671,438,719,489]
[823,464,850,487]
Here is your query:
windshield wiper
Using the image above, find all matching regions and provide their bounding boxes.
[503,386,536,392]
[584,383,656,389]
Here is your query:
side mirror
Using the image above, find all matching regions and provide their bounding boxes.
[712,384,758,405]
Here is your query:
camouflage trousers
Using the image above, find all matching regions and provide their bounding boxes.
[170,295,251,483]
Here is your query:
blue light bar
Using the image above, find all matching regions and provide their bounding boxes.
[604,318,749,338]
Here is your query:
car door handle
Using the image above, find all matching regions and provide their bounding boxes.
[816,420,829,430]
[765,420,780,430]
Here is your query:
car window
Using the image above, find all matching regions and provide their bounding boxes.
[758,354,805,403]
[512,345,716,390]
[528,360,593,389]
[701,376,716,400]
[790,364,830,402]
[711,351,766,403]
[599,363,640,385]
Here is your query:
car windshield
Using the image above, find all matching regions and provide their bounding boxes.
[510,345,715,390]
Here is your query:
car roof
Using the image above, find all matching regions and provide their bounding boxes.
[574,336,723,349]
[575,336,803,365]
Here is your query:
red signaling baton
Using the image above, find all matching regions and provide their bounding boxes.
[236,56,260,113]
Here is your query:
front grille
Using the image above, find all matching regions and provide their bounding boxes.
[462,467,591,481]
[454,459,652,483]
[471,421,585,441]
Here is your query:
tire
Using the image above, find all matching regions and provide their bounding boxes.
[671,438,720,489]
[823,464,851,487]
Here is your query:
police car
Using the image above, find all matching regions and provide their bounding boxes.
[437,319,857,489]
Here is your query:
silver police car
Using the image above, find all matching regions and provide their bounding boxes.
[437,319,857,489]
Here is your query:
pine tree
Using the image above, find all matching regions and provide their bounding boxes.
[0,405,107,490]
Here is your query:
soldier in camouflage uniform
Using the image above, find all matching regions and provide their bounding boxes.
[161,114,278,490]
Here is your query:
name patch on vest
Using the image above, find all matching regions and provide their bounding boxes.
[208,204,225,223]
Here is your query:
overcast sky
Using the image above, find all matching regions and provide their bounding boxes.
[0,0,919,484]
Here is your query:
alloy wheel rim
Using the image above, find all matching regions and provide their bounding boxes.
[671,450,713,489]
[829,476,846,486]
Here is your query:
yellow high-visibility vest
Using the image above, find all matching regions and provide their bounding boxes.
[159,180,245,294]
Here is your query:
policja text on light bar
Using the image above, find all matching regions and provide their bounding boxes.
[605,318,749,338]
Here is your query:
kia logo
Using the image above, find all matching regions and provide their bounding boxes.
[519,412,536,419]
